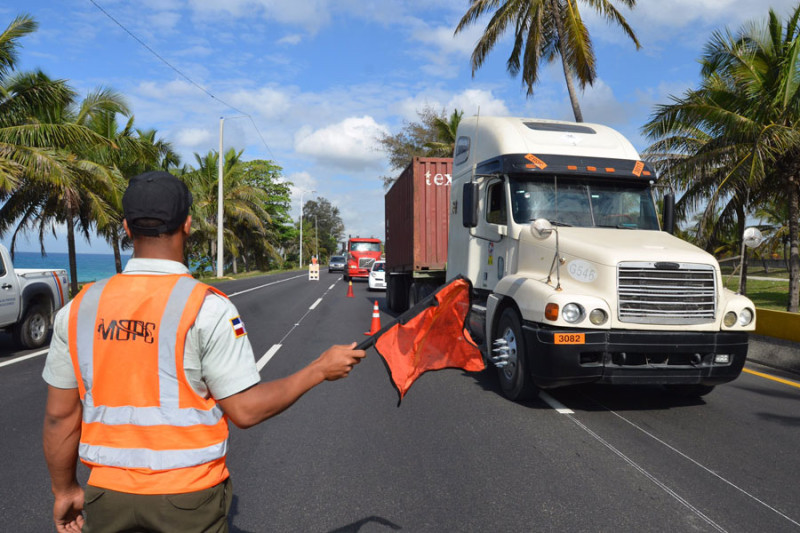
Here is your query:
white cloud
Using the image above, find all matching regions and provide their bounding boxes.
[175,128,213,149]
[294,116,389,171]
[447,89,509,117]
[277,34,303,45]
[187,0,332,33]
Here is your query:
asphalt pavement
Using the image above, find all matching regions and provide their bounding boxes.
[1,270,798,532]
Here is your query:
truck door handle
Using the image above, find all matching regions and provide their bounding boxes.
[1,283,11,289]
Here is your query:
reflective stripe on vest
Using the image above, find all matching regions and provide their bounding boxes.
[72,275,228,474]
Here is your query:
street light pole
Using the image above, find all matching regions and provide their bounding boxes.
[216,115,247,278]
[299,189,316,268]
[217,117,224,277]
[315,216,318,261]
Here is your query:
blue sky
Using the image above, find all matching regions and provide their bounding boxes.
[2,0,797,254]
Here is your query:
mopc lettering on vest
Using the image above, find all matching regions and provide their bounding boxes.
[96,319,157,343]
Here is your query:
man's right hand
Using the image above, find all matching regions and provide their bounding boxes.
[53,484,84,533]
[314,342,366,380]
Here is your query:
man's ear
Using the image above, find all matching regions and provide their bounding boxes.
[182,215,192,236]
[123,219,133,239]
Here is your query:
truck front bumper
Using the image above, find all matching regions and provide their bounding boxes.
[521,324,748,389]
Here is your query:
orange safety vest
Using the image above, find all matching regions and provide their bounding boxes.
[68,273,230,494]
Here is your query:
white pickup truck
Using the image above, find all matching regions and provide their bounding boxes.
[0,244,68,349]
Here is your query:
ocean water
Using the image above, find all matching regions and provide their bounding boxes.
[10,251,131,282]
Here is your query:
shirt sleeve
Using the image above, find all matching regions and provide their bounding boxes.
[194,292,261,400]
[42,302,79,389]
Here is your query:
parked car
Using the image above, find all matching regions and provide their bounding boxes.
[368,260,386,291]
[328,255,346,273]
[0,244,68,348]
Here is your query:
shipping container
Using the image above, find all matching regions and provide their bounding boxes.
[384,157,452,311]
[385,157,452,272]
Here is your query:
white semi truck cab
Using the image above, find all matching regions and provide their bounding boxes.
[448,116,755,400]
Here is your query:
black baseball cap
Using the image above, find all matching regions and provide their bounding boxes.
[122,171,193,236]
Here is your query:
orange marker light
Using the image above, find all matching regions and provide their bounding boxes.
[567,165,578,170]
[605,168,615,173]
[545,303,560,321]
[586,166,597,172]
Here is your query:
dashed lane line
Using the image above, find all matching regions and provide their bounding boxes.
[539,390,728,532]
[0,348,49,368]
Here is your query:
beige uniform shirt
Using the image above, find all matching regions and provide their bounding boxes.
[42,258,261,400]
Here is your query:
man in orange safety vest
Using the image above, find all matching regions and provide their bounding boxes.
[42,171,365,532]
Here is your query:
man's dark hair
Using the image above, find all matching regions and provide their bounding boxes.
[128,217,183,239]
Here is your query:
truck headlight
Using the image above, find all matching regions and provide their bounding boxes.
[562,303,584,323]
[589,309,608,325]
[723,312,737,327]
[738,308,754,326]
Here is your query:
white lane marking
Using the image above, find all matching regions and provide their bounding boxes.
[539,391,574,414]
[602,402,800,528]
[0,348,49,368]
[226,274,306,297]
[567,414,728,532]
[542,391,726,531]
[256,275,342,372]
[257,344,282,371]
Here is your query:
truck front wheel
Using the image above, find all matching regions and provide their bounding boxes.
[496,308,537,401]
[14,303,51,349]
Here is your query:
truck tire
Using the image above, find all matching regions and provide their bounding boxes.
[495,308,537,401]
[14,303,51,349]
[664,384,715,397]
[389,275,409,313]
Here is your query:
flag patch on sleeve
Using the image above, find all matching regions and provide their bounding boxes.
[230,316,247,338]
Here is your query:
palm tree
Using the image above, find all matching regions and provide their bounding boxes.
[642,5,800,311]
[0,76,125,294]
[455,0,640,122]
[424,109,464,156]
[184,149,273,275]
[0,16,111,200]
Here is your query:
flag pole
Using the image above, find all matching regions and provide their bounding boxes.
[355,276,465,351]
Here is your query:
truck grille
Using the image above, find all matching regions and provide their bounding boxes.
[359,257,376,270]
[617,262,716,324]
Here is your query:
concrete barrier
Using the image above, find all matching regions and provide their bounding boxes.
[754,308,800,342]
[748,308,800,375]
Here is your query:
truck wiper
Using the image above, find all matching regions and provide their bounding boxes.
[548,220,573,227]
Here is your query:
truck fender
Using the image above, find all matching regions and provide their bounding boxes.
[20,282,55,322]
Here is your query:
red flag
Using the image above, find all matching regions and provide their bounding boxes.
[372,277,484,402]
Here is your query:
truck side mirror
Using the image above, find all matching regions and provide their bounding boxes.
[663,192,675,234]
[462,182,479,228]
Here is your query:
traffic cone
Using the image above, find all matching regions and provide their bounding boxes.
[346,281,354,298]
[364,301,381,335]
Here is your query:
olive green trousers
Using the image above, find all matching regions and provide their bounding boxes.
[83,478,232,533]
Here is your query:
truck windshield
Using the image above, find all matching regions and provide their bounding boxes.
[350,242,381,252]
[508,176,660,230]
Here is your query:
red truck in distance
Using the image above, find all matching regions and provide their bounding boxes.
[343,237,382,281]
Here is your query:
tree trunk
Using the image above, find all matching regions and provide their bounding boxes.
[787,179,799,312]
[112,235,122,273]
[66,216,79,297]
[551,0,584,122]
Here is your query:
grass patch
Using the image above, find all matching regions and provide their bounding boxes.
[721,274,791,311]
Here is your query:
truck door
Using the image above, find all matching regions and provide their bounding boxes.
[0,252,21,327]
[476,178,512,291]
